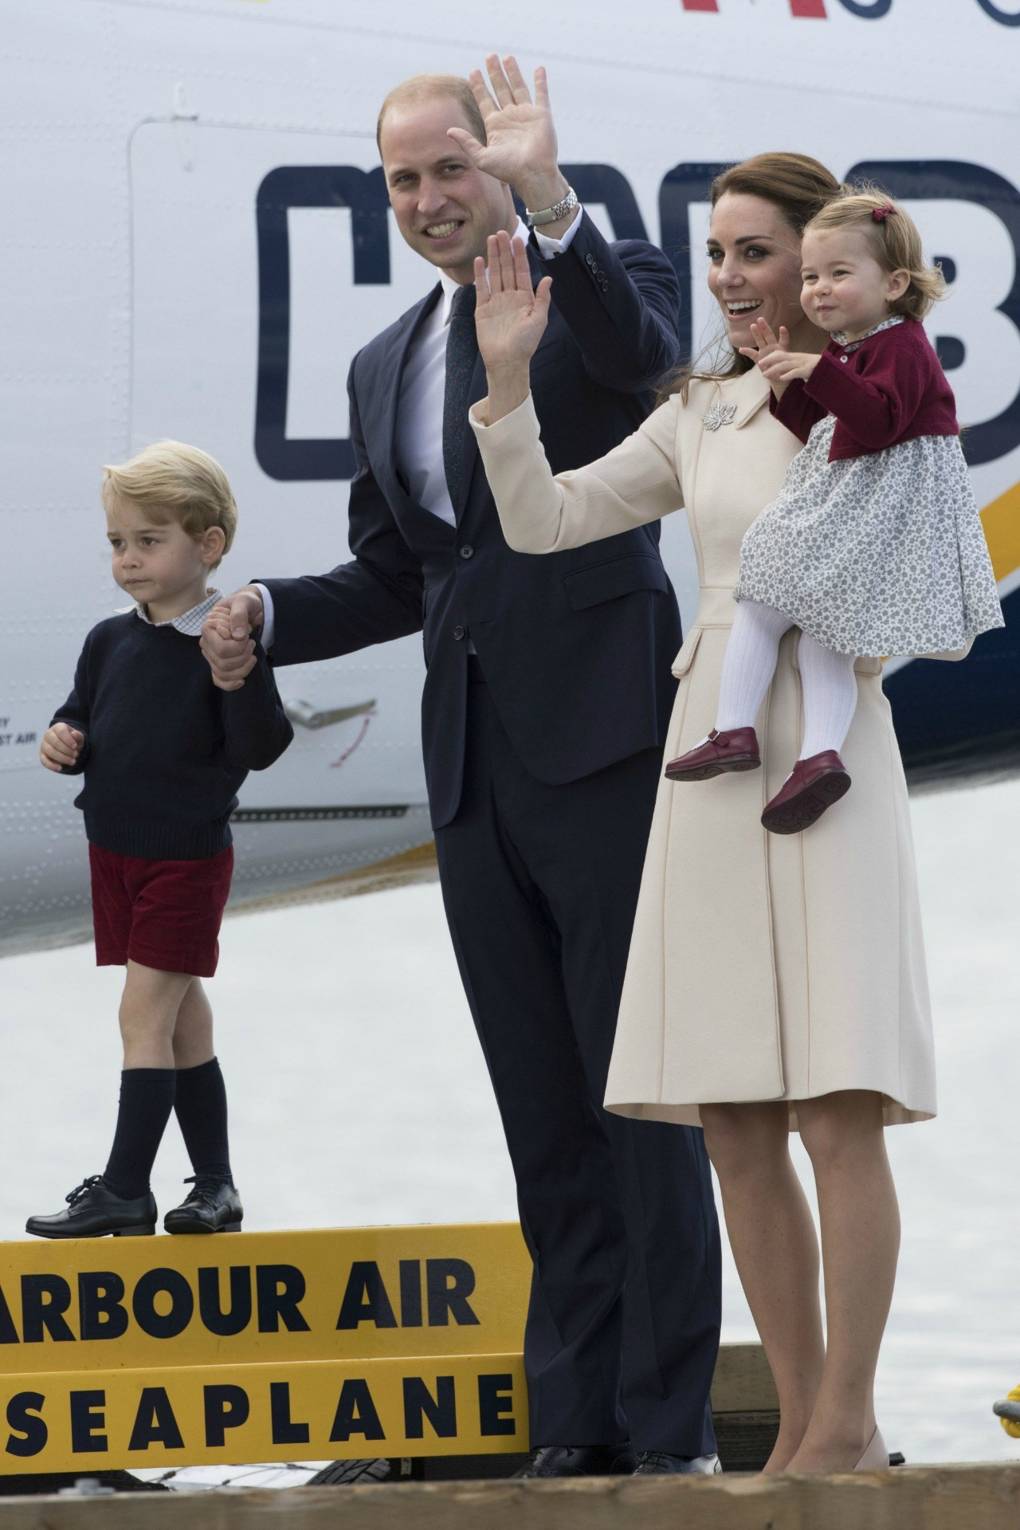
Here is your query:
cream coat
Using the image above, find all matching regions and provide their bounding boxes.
[470,364,936,1129]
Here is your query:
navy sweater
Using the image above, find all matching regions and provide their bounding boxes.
[53,613,293,859]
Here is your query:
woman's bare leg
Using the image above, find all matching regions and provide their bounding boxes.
[700,1101,824,1471]
[787,1090,899,1472]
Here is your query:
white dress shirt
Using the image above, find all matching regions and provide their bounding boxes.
[258,210,582,647]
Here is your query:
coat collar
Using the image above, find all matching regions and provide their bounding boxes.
[730,359,776,428]
[709,363,772,431]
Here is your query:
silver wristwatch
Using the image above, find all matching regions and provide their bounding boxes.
[525,185,579,227]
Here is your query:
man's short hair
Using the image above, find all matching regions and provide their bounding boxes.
[101,441,238,564]
[376,74,486,155]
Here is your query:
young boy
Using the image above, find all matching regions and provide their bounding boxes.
[28,441,292,1238]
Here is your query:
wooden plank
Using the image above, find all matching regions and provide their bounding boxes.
[0,1466,1019,1530]
[709,1341,778,1413]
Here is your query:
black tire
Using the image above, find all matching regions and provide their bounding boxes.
[305,1458,399,1486]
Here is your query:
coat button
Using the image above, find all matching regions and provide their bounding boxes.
[585,252,594,266]
[459,544,474,559]
[840,355,848,363]
[452,625,466,641]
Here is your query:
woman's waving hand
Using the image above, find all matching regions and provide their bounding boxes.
[474,230,553,423]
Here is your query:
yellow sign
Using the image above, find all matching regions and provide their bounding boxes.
[0,1223,532,1473]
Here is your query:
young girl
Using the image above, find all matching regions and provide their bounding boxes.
[664,188,1004,833]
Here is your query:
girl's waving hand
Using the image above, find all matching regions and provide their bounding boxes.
[741,318,818,398]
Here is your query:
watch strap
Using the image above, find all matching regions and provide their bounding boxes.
[525,185,579,227]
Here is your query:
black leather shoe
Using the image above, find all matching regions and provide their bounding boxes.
[164,1175,243,1234]
[633,1449,722,1475]
[512,1444,636,1478]
[26,1175,156,1238]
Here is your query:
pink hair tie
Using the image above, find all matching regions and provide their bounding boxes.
[872,205,895,223]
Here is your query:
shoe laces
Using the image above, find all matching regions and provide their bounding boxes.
[66,1175,104,1206]
[181,1174,227,1209]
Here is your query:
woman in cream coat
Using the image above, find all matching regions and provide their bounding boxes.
[469,155,935,1476]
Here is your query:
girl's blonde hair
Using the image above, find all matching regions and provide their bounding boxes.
[101,441,238,565]
[804,188,946,320]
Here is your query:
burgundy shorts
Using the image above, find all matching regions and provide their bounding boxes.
[88,844,234,978]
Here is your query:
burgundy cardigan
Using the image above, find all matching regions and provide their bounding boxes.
[771,317,959,462]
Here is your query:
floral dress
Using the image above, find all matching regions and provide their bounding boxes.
[735,317,1004,657]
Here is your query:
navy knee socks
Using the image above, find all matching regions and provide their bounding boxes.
[104,1068,176,1199]
[173,1056,233,1183]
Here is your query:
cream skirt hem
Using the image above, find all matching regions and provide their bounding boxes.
[606,1088,936,1132]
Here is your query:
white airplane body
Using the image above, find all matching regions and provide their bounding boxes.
[1,0,1017,957]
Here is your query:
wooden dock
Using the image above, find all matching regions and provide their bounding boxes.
[0,1465,1019,1530]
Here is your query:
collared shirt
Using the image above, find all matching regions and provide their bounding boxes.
[394,212,582,530]
[132,588,222,636]
[830,314,904,353]
[258,208,583,647]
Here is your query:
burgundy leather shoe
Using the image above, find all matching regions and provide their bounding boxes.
[761,750,851,834]
[664,727,760,781]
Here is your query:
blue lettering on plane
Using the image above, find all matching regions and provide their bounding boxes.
[253,160,1020,480]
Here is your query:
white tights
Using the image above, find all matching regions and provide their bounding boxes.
[716,601,858,758]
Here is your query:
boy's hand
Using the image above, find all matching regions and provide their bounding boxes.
[40,722,83,772]
[739,319,818,397]
[201,590,262,691]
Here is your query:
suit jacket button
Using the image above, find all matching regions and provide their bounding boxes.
[585,252,595,266]
[459,544,474,559]
[453,625,466,641]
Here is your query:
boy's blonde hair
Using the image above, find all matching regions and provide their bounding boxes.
[804,187,946,320]
[101,440,238,565]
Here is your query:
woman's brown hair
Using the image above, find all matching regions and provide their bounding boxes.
[661,152,843,403]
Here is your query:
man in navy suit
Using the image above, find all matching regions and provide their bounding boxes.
[203,57,721,1477]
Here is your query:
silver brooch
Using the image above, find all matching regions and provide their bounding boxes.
[702,401,737,432]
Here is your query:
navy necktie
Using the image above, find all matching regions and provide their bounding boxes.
[442,282,477,517]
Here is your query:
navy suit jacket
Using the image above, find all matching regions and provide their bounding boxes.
[263,212,683,828]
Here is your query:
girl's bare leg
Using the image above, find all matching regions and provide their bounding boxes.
[787,1090,899,1472]
[700,1101,825,1472]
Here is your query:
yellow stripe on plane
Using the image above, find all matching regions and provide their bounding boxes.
[982,481,1020,583]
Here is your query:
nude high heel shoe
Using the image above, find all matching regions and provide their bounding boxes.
[854,1426,889,1471]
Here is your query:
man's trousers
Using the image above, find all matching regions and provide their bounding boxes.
[434,662,721,1454]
